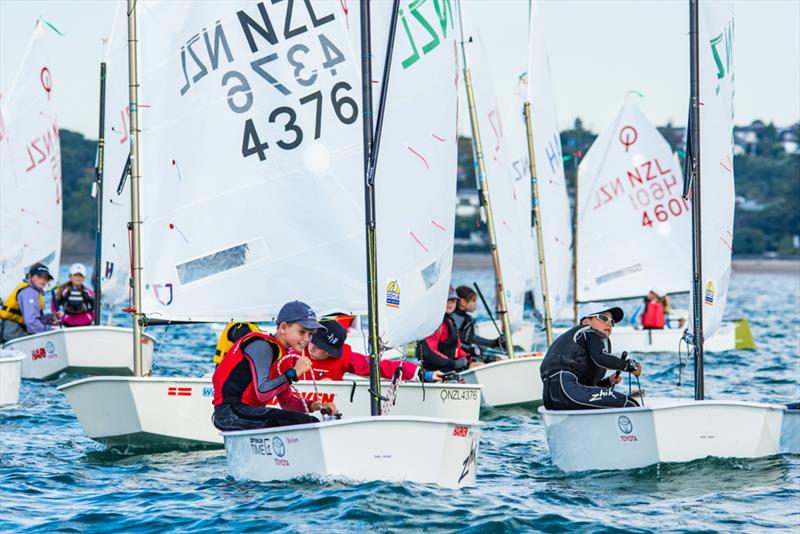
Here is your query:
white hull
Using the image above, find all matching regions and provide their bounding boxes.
[224,416,481,488]
[0,349,25,406]
[553,321,737,353]
[475,320,536,352]
[540,398,798,472]
[58,376,482,450]
[459,354,543,409]
[2,326,154,380]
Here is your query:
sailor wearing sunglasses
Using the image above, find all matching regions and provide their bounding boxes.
[540,302,643,410]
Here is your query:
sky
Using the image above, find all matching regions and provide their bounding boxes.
[1,0,798,139]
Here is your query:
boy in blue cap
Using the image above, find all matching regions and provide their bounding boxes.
[212,300,336,431]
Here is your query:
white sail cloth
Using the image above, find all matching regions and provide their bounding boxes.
[576,100,690,302]
[99,2,134,308]
[693,1,735,338]
[526,3,573,319]
[366,1,460,347]
[0,21,62,296]
[461,27,531,327]
[135,1,365,322]
[131,1,459,348]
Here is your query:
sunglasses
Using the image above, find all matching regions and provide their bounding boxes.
[589,314,615,326]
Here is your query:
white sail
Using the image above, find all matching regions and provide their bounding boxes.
[463,28,531,326]
[135,1,365,322]
[370,0,459,346]
[526,4,573,318]
[0,21,62,296]
[99,2,133,308]
[694,1,735,338]
[576,100,690,302]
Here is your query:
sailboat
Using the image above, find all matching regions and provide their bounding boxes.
[457,1,570,409]
[559,96,749,353]
[0,349,25,407]
[223,0,479,487]
[0,19,154,380]
[59,0,481,457]
[539,0,798,472]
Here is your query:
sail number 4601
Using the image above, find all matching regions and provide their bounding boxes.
[641,197,690,227]
[242,81,357,161]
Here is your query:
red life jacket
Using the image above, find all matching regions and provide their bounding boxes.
[641,300,666,329]
[212,332,287,406]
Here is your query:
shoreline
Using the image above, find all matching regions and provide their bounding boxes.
[452,252,800,273]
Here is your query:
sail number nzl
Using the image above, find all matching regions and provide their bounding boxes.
[175,1,358,163]
[440,388,479,403]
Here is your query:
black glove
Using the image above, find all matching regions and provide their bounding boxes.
[624,359,640,373]
[483,354,498,364]
[454,358,468,371]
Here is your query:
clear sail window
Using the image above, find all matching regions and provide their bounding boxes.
[176,239,268,285]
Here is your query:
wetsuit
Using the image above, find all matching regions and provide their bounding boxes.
[451,308,500,362]
[540,325,639,410]
[212,333,319,431]
[418,314,468,372]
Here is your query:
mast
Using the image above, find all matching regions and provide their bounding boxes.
[127,0,144,375]
[456,0,515,357]
[572,166,579,322]
[522,102,552,344]
[93,62,107,325]
[360,0,381,416]
[688,0,704,400]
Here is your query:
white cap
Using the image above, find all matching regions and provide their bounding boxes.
[578,302,624,323]
[69,263,87,276]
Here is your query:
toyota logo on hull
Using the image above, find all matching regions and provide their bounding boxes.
[618,415,633,434]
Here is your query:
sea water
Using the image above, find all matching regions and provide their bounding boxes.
[0,269,798,532]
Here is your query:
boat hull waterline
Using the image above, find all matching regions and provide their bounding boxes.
[540,398,799,472]
[223,416,481,488]
[2,326,155,380]
[58,376,483,450]
[0,349,25,407]
[460,354,544,409]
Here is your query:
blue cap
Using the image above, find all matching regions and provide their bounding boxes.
[28,263,53,280]
[276,301,326,331]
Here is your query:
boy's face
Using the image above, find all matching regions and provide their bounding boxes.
[276,321,314,351]
[308,342,333,361]
[28,274,49,290]
[70,273,85,285]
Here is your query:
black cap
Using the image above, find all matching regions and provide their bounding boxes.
[28,263,53,281]
[311,319,347,358]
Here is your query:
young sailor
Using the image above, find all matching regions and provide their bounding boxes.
[451,286,504,363]
[418,288,483,373]
[0,263,60,342]
[641,288,667,330]
[280,317,444,383]
[540,302,643,410]
[211,301,336,431]
[57,263,95,327]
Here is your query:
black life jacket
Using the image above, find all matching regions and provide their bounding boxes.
[62,285,92,314]
[539,324,613,386]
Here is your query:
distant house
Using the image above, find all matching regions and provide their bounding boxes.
[456,190,480,217]
[776,123,799,154]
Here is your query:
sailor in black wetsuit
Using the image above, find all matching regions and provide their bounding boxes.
[451,286,504,363]
[540,302,643,410]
